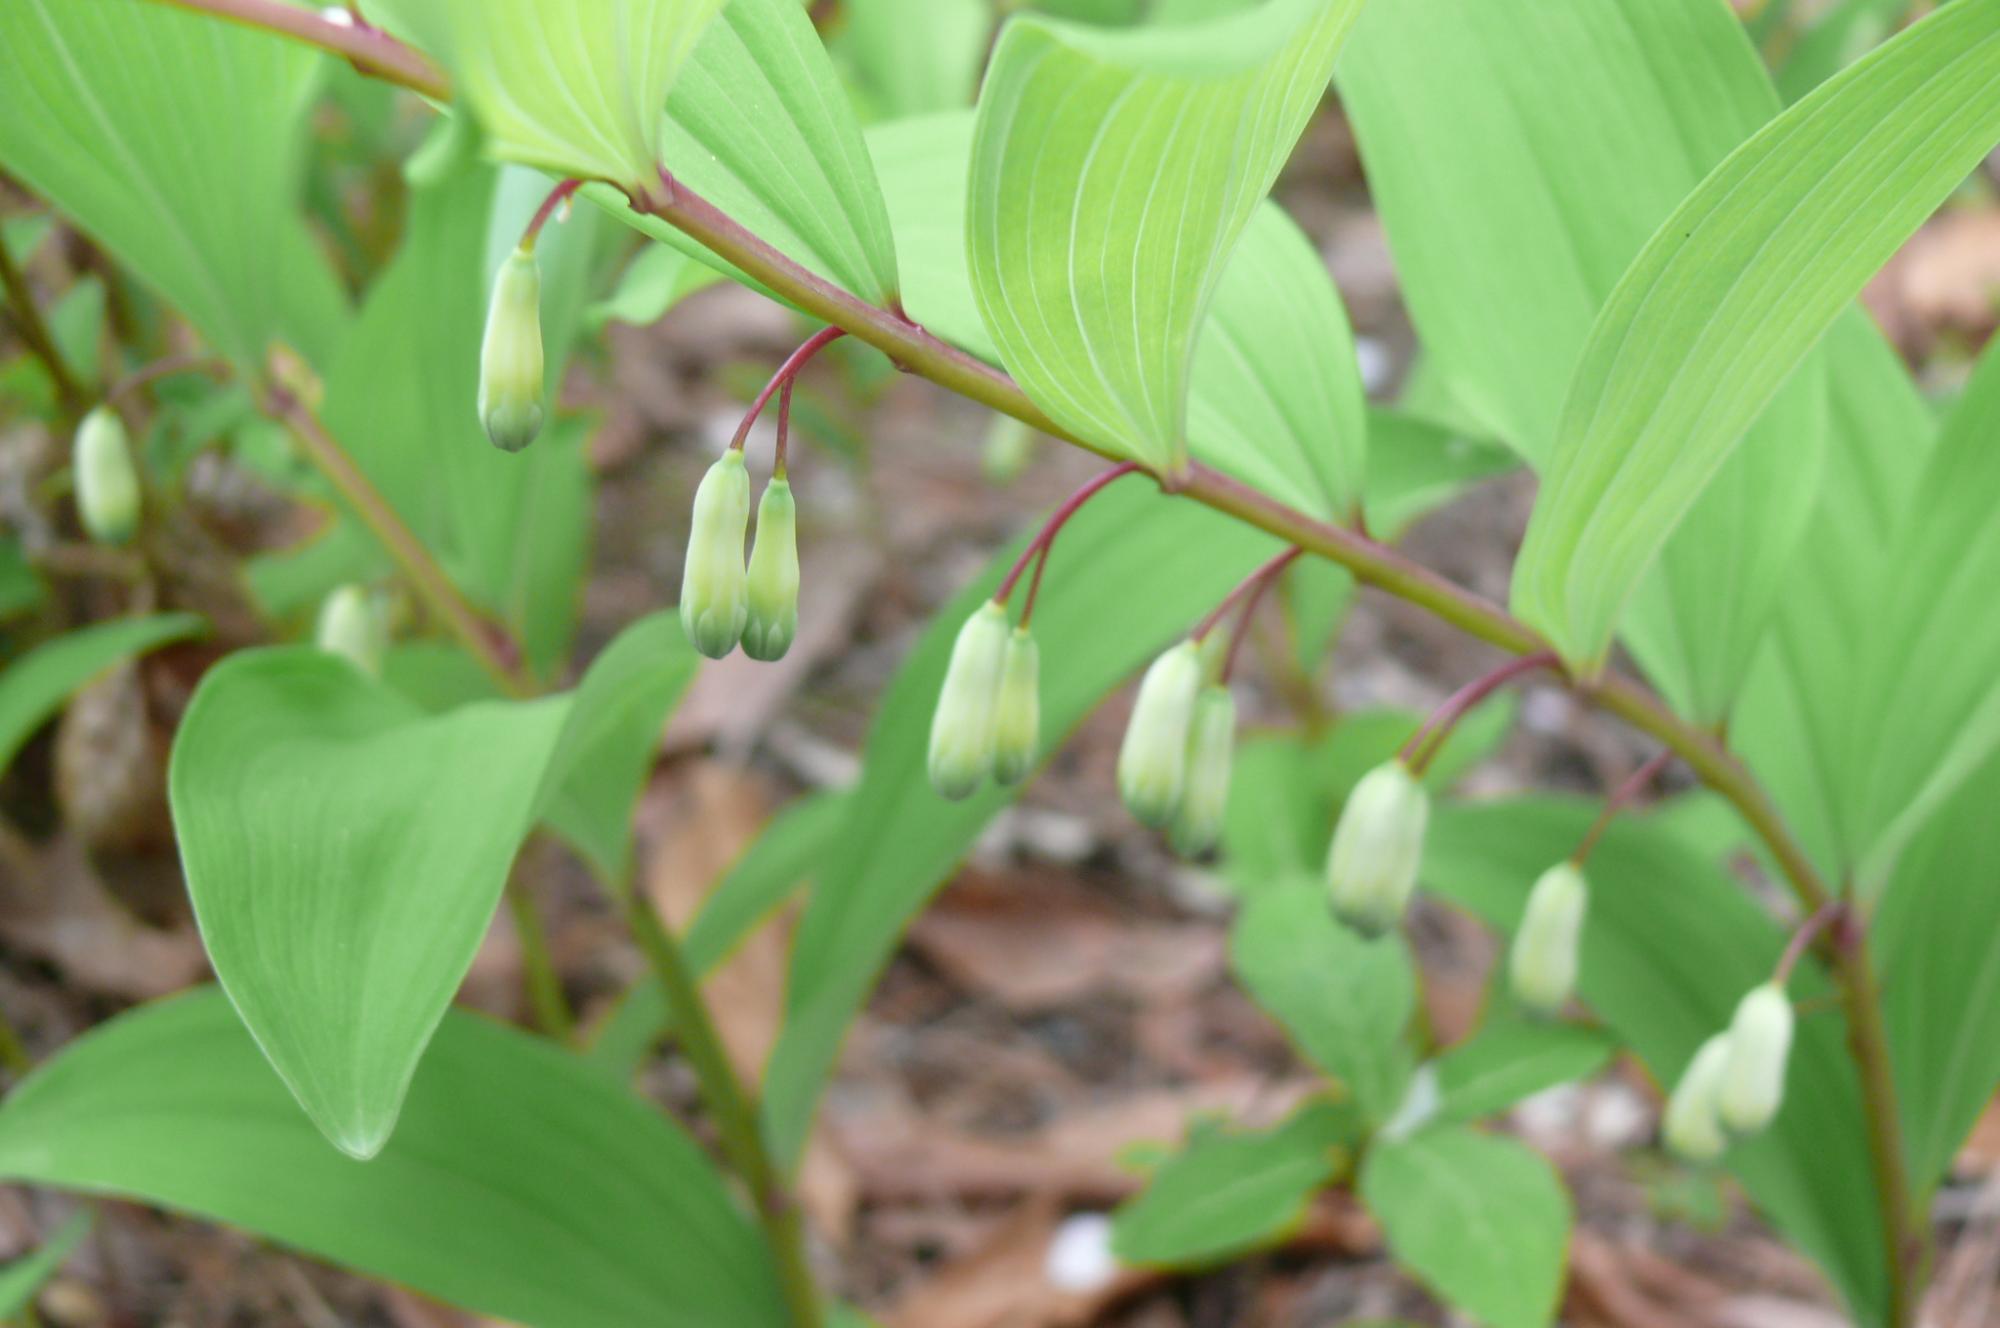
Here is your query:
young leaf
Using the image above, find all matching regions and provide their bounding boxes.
[1111,1101,1356,1268]
[0,1210,89,1319]
[370,0,727,187]
[761,482,1283,1170]
[1360,1126,1571,1328]
[0,991,788,1328]
[0,0,347,368]
[169,650,572,1159]
[584,0,902,305]
[1432,1020,1616,1128]
[841,0,993,117]
[1511,2,2000,675]
[1230,882,1414,1121]
[0,613,206,774]
[966,0,1361,476]
[1339,0,1828,722]
[1423,799,1886,1323]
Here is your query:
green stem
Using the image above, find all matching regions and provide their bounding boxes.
[507,877,574,1042]
[0,220,88,416]
[624,889,822,1328]
[265,388,536,700]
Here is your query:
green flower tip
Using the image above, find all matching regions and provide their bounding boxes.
[74,404,139,546]
[315,583,388,678]
[1169,685,1236,858]
[1718,982,1794,1134]
[991,627,1041,787]
[680,450,751,659]
[478,245,545,453]
[928,601,1012,800]
[1664,1032,1734,1163]
[1508,861,1588,1015]
[742,477,799,662]
[1117,640,1203,828]
[1325,759,1430,938]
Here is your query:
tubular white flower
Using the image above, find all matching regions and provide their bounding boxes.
[1664,1032,1734,1163]
[1116,640,1203,827]
[74,405,139,546]
[1509,861,1588,1015]
[991,627,1041,787]
[315,584,387,677]
[1325,760,1429,938]
[1718,982,1795,1133]
[679,450,751,658]
[1170,685,1235,857]
[478,245,545,453]
[927,601,1011,800]
[742,477,799,662]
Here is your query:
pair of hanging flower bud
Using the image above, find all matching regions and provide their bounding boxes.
[480,232,800,663]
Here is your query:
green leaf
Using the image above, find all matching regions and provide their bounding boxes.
[1230,882,1414,1120]
[1433,1019,1615,1128]
[1187,203,1367,522]
[1111,1101,1355,1268]
[537,612,699,887]
[585,790,851,1079]
[0,1210,89,1319]
[0,991,787,1328]
[1840,331,2000,883]
[967,0,1359,476]
[0,613,205,774]
[762,481,1281,1170]
[1878,748,2000,1193]
[591,242,724,328]
[1777,0,1909,102]
[840,0,993,116]
[169,650,571,1159]
[584,0,902,305]
[1361,408,1517,538]
[371,0,726,186]
[1422,799,1886,1323]
[1360,1126,1570,1328]
[0,0,347,369]
[1339,0,1828,721]
[1731,309,1936,877]
[1510,2,2000,674]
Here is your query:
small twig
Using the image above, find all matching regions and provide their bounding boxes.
[994,461,1143,608]
[144,0,448,97]
[1401,651,1561,774]
[1775,900,1846,986]
[1572,749,1675,865]
[519,179,581,252]
[731,327,845,453]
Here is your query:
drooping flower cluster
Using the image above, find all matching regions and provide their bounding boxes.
[1664,981,1797,1162]
[679,448,801,662]
[928,602,1040,800]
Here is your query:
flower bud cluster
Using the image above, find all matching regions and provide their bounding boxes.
[1663,981,1796,1162]
[928,603,1040,800]
[1109,640,1238,856]
[679,448,802,662]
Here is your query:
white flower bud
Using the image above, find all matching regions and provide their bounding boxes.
[315,584,387,677]
[1169,685,1235,858]
[74,405,139,546]
[1664,1032,1734,1163]
[991,627,1041,786]
[1718,982,1795,1134]
[478,245,545,452]
[928,602,1011,800]
[679,450,751,658]
[1117,640,1203,827]
[1325,760,1429,938]
[1509,861,1588,1015]
[741,477,799,662]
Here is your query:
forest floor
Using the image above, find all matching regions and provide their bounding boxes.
[3,115,1999,1328]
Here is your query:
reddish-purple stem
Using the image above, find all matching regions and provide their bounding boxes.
[1401,650,1561,774]
[1571,748,1676,865]
[773,377,797,477]
[1192,545,1303,643]
[521,179,581,250]
[731,326,846,453]
[1018,540,1055,628]
[1777,901,1848,986]
[994,461,1142,606]
[1221,547,1305,682]
[107,353,231,405]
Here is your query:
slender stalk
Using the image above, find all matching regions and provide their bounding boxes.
[731,327,846,452]
[105,10,1921,1314]
[1192,544,1303,643]
[1572,749,1675,865]
[1775,900,1846,986]
[106,353,230,405]
[994,461,1142,604]
[0,223,88,415]
[266,388,536,699]
[624,889,823,1328]
[145,0,449,98]
[507,878,574,1042]
[773,377,797,476]
[520,180,581,252]
[1221,549,1302,683]
[1402,651,1560,773]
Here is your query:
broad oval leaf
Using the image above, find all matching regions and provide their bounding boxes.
[0,613,205,774]
[872,112,1368,522]
[1111,1101,1355,1268]
[371,0,726,187]
[584,0,902,305]
[1432,1020,1615,1129]
[169,649,572,1158]
[841,0,993,117]
[1511,2,2000,673]
[1359,1126,1570,1328]
[1338,0,1828,722]
[966,0,1360,477]
[0,0,347,368]
[0,991,788,1328]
